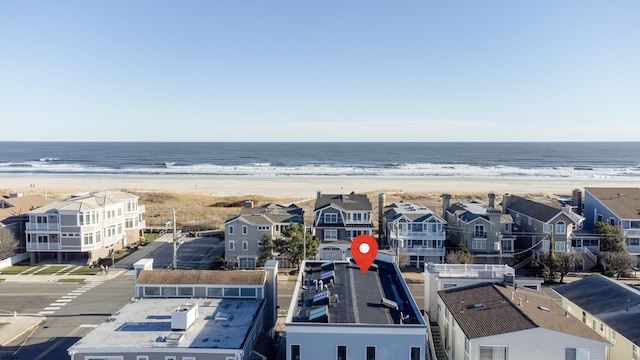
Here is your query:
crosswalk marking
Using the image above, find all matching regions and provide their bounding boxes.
[40,282,103,316]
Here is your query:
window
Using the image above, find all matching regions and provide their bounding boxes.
[144,287,160,296]
[241,287,257,297]
[161,287,177,296]
[242,225,248,234]
[83,233,94,245]
[165,357,177,360]
[137,357,149,360]
[366,346,376,360]
[528,217,532,226]
[86,357,124,360]
[515,214,521,225]
[628,238,640,246]
[258,225,270,231]
[555,241,566,252]
[229,225,234,235]
[324,213,339,223]
[224,287,240,297]
[609,218,616,226]
[597,214,603,222]
[125,218,134,228]
[324,229,338,240]
[291,344,301,360]
[565,348,590,360]
[479,346,507,360]
[178,287,194,296]
[242,241,248,250]
[472,239,486,250]
[543,223,552,233]
[582,311,587,323]
[474,223,485,237]
[229,241,234,251]
[337,345,347,360]
[410,347,421,360]
[631,221,640,229]
[207,287,222,297]
[182,358,196,360]
[556,221,567,234]
[37,235,48,243]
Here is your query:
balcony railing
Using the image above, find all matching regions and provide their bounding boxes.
[26,223,60,231]
[403,247,446,256]
[428,263,515,278]
[391,231,446,241]
[27,242,61,251]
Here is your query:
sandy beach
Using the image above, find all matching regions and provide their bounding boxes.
[3,176,640,198]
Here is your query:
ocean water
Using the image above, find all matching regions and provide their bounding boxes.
[0,142,639,179]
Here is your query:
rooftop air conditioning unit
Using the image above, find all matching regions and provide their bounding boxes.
[171,303,198,330]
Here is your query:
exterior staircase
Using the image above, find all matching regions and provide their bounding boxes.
[429,322,447,360]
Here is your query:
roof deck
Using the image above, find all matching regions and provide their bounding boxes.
[426,263,515,279]
[69,298,263,352]
[288,260,424,326]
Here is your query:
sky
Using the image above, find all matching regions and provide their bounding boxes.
[1,1,639,142]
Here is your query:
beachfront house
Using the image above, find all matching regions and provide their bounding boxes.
[224,201,304,269]
[380,198,447,267]
[24,190,145,265]
[286,259,427,360]
[555,274,640,360]
[582,187,640,265]
[437,282,610,360]
[502,194,591,268]
[312,191,373,261]
[443,193,516,264]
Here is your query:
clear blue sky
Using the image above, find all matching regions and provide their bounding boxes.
[1,1,638,142]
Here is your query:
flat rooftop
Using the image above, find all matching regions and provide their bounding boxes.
[289,260,423,325]
[70,298,263,351]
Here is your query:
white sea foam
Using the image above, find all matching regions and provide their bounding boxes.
[1,161,639,179]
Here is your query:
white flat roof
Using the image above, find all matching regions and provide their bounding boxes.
[69,298,263,352]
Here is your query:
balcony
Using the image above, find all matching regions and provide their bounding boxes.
[403,246,446,256]
[392,231,446,241]
[138,204,145,213]
[428,263,515,279]
[27,242,61,251]
[26,223,60,231]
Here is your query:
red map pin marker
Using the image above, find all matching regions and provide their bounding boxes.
[351,234,378,273]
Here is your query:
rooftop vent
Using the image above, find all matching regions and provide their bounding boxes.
[313,291,330,306]
[320,262,334,271]
[538,306,550,312]
[471,303,484,309]
[171,303,198,330]
[381,298,399,310]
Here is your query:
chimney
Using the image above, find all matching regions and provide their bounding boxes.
[488,193,496,209]
[243,200,254,208]
[487,209,502,234]
[317,190,322,199]
[572,189,583,215]
[502,194,511,214]
[442,193,451,218]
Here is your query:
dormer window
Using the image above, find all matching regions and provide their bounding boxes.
[324,213,338,223]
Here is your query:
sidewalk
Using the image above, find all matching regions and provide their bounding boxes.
[0,314,44,347]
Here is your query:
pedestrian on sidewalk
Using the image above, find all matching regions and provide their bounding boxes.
[100,263,105,276]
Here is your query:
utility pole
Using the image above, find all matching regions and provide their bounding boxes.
[303,223,306,262]
[172,208,178,270]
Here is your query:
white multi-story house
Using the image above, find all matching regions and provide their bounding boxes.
[25,191,145,264]
[312,191,373,261]
[438,282,610,360]
[583,187,640,264]
[381,200,447,267]
[224,201,304,269]
[555,274,640,360]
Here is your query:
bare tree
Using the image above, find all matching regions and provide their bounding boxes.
[556,252,583,284]
[601,251,635,280]
[0,227,19,260]
[446,244,473,264]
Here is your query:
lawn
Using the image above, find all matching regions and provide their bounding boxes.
[35,265,69,275]
[0,265,34,275]
[142,232,163,243]
[69,266,101,275]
